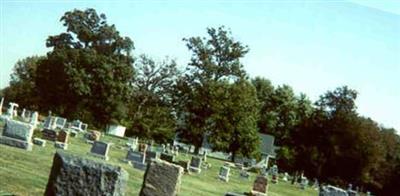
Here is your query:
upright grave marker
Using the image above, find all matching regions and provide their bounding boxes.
[140,159,183,196]
[54,117,67,129]
[160,152,175,163]
[42,129,58,141]
[219,166,230,182]
[90,141,111,161]
[30,111,38,127]
[45,151,128,195]
[251,176,268,196]
[126,149,146,170]
[0,119,34,150]
[189,156,202,173]
[54,130,69,150]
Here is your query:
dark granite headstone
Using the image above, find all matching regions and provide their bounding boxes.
[160,153,175,163]
[189,156,202,173]
[126,150,146,164]
[140,160,183,196]
[45,151,128,195]
[177,160,189,173]
[145,151,158,163]
[42,129,58,141]
[57,130,69,143]
[252,176,268,195]
[90,141,111,160]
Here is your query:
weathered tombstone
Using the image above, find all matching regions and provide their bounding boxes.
[270,165,279,183]
[126,149,147,170]
[71,120,82,131]
[140,159,183,196]
[42,129,58,141]
[145,151,159,163]
[138,143,147,153]
[251,176,268,196]
[30,111,38,127]
[45,151,128,195]
[160,153,175,163]
[80,123,88,132]
[189,156,202,173]
[55,130,69,150]
[54,117,67,129]
[90,141,111,160]
[0,119,34,150]
[219,166,230,182]
[33,137,46,147]
[300,176,308,189]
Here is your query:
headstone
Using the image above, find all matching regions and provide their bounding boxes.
[126,149,147,170]
[70,130,78,137]
[140,159,183,196]
[42,129,58,141]
[219,166,230,182]
[107,124,126,137]
[55,130,69,150]
[33,137,46,147]
[30,111,39,127]
[86,130,101,141]
[21,108,26,118]
[54,117,67,129]
[80,123,88,132]
[202,150,208,162]
[320,185,348,196]
[145,151,159,163]
[43,116,57,130]
[45,151,128,195]
[300,176,308,189]
[0,119,34,150]
[90,141,111,160]
[251,176,268,196]
[6,102,19,118]
[189,156,202,173]
[270,165,278,183]
[138,143,147,153]
[160,153,175,163]
[282,172,289,181]
[71,120,82,131]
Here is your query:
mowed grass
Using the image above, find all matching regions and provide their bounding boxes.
[0,124,317,196]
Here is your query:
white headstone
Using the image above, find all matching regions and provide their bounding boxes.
[7,102,19,118]
[30,112,39,127]
[21,108,26,118]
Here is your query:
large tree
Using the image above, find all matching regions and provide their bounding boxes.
[176,26,251,154]
[36,8,134,128]
[128,55,179,143]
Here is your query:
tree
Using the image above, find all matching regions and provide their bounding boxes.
[128,55,179,143]
[2,56,45,110]
[208,79,260,161]
[36,8,134,128]
[176,26,250,153]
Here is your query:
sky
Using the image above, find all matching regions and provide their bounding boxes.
[0,0,399,133]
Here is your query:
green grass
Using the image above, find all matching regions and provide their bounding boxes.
[0,124,317,196]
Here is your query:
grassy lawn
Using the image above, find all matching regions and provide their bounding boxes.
[0,124,317,196]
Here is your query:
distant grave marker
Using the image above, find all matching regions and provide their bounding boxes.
[90,141,111,161]
[189,156,202,173]
[42,129,58,141]
[251,176,268,196]
[219,166,230,182]
[160,153,175,163]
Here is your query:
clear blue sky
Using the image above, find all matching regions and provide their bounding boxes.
[1,0,399,132]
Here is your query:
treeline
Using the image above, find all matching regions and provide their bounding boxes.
[1,9,399,195]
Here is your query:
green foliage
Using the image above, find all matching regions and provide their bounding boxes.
[128,55,179,143]
[36,8,134,128]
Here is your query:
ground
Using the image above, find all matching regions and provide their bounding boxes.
[0,123,317,195]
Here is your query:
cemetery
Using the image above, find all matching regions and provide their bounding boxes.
[0,116,318,195]
[1,3,399,196]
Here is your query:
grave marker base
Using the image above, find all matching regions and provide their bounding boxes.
[0,136,33,150]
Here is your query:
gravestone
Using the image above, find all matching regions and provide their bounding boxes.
[30,111,38,127]
[90,141,111,161]
[138,143,147,153]
[86,130,101,141]
[145,151,158,163]
[202,150,208,162]
[300,176,308,189]
[6,102,19,118]
[270,165,278,183]
[21,108,26,119]
[80,123,88,131]
[0,119,34,150]
[55,117,67,129]
[44,116,57,130]
[126,149,147,171]
[251,176,268,196]
[55,130,69,150]
[140,159,183,196]
[160,153,175,163]
[33,137,46,147]
[45,151,128,195]
[219,166,230,182]
[189,156,202,173]
[320,185,348,196]
[282,172,289,181]
[42,129,58,141]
